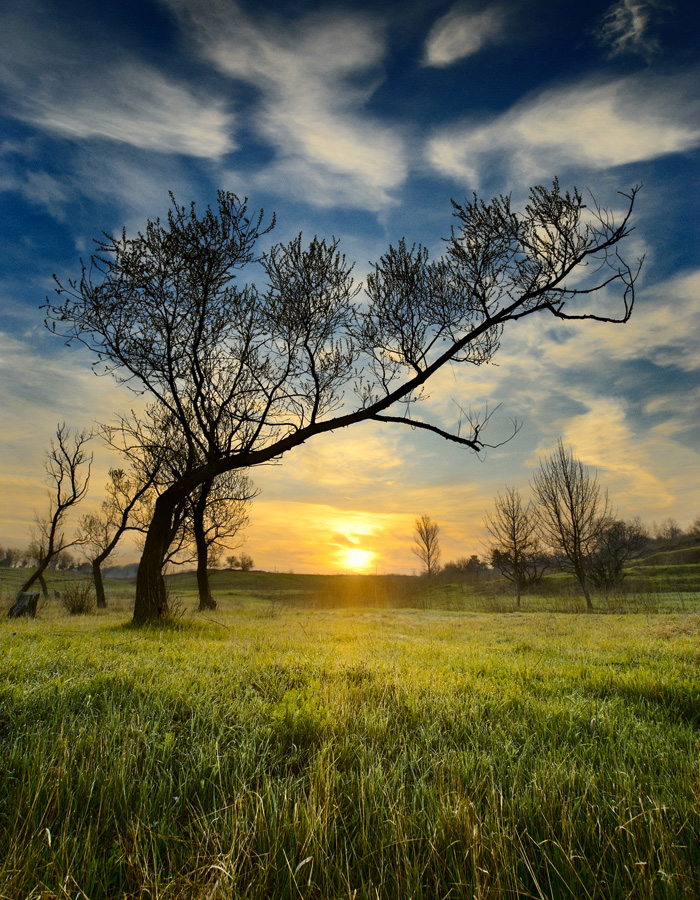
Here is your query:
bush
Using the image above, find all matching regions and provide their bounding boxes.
[60,581,96,615]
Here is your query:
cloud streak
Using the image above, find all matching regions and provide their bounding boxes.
[27,63,233,158]
[162,0,408,208]
[427,72,700,186]
[0,3,233,158]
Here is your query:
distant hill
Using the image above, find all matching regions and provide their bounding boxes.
[104,563,139,580]
[637,545,700,567]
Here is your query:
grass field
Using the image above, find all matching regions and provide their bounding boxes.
[1,569,700,899]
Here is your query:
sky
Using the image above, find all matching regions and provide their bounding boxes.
[1,0,699,575]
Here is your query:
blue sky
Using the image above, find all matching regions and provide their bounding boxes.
[1,0,699,573]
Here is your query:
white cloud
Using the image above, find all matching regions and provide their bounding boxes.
[162,0,408,208]
[424,4,506,67]
[28,63,233,158]
[554,396,677,510]
[427,72,700,186]
[595,0,664,58]
[0,4,233,159]
[0,169,74,221]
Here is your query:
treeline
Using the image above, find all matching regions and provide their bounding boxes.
[0,545,77,570]
[417,442,700,610]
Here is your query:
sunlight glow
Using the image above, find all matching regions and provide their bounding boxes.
[343,547,375,571]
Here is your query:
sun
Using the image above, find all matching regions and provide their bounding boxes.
[343,547,374,571]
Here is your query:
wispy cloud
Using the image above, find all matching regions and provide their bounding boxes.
[547,391,700,523]
[423,3,507,67]
[427,72,700,186]
[28,63,233,158]
[162,0,408,209]
[594,0,666,59]
[0,3,233,158]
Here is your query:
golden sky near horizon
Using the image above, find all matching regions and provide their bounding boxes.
[2,276,699,575]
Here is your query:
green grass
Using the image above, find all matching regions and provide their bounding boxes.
[1,575,700,899]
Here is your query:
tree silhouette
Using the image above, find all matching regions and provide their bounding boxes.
[484,486,545,607]
[46,182,641,622]
[18,424,92,600]
[587,517,648,587]
[78,468,153,608]
[531,440,611,609]
[187,471,255,610]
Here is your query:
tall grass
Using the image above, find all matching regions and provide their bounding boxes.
[1,601,699,899]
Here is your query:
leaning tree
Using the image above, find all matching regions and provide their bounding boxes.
[104,401,255,610]
[45,182,641,623]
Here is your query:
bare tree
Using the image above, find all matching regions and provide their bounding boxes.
[587,517,648,587]
[442,555,488,581]
[688,516,700,539]
[78,468,153,608]
[531,440,611,609]
[17,424,92,600]
[413,514,441,577]
[654,518,683,541]
[46,182,641,623]
[484,486,546,607]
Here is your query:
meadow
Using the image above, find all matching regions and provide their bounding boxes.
[1,567,699,899]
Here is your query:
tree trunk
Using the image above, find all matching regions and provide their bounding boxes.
[132,496,174,624]
[515,575,521,609]
[196,561,216,611]
[195,516,215,611]
[574,563,594,611]
[92,559,106,608]
[581,577,594,611]
[194,483,216,611]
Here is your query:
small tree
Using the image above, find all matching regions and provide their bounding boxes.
[441,557,470,580]
[0,546,24,568]
[531,441,610,609]
[78,468,153,608]
[484,486,545,606]
[587,517,648,587]
[688,516,700,539]
[228,552,254,572]
[53,550,76,571]
[413,514,441,577]
[17,424,92,600]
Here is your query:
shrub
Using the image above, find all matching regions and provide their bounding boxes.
[60,581,96,615]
